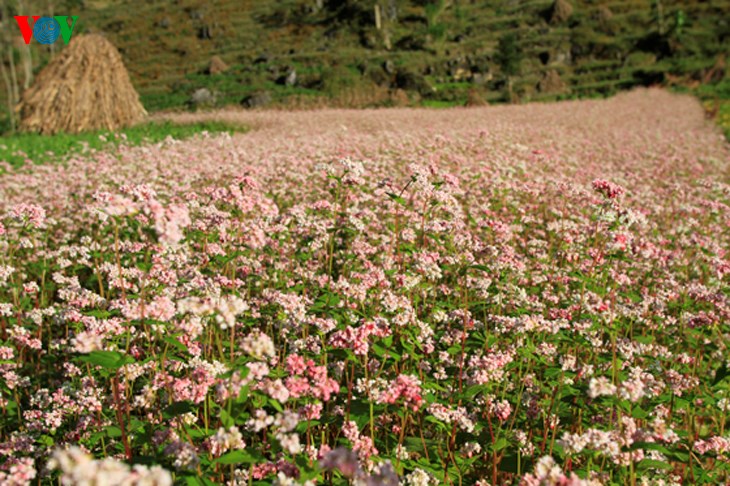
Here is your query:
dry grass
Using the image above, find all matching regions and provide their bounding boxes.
[16,34,147,135]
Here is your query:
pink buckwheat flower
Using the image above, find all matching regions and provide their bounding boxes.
[8,203,46,228]
[378,374,423,411]
[592,179,625,199]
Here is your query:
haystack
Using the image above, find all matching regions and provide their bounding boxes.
[464,89,487,107]
[549,0,573,24]
[538,70,568,94]
[17,34,146,134]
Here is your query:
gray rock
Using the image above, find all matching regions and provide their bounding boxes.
[286,70,297,87]
[383,60,396,75]
[276,69,297,87]
[553,49,572,65]
[190,88,216,108]
[242,91,272,109]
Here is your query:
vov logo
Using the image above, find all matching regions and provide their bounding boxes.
[14,16,78,45]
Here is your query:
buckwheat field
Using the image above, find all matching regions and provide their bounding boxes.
[1,89,730,485]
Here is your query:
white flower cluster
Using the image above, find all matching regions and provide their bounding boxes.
[404,468,436,486]
[177,295,249,330]
[208,426,245,457]
[240,331,276,360]
[48,446,172,486]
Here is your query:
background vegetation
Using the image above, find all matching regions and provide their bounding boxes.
[0,0,727,135]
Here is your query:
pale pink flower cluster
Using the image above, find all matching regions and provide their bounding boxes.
[7,203,46,228]
[329,320,389,356]
[206,426,245,457]
[163,440,199,471]
[521,456,601,485]
[468,350,514,385]
[694,436,730,455]
[342,421,378,462]
[240,330,276,360]
[426,403,475,432]
[178,295,249,330]
[559,428,621,459]
[587,376,617,398]
[0,457,36,486]
[147,200,191,246]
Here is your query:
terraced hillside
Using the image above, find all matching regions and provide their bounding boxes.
[3,0,730,114]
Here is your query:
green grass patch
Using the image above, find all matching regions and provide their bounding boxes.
[139,92,192,112]
[716,101,730,142]
[421,99,462,108]
[0,120,247,170]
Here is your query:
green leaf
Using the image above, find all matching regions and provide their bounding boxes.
[215,450,257,465]
[184,477,218,486]
[163,336,189,353]
[84,309,113,319]
[269,398,284,413]
[38,435,54,447]
[713,363,730,387]
[163,401,194,419]
[498,454,520,473]
[492,437,508,452]
[371,343,400,360]
[631,407,650,419]
[464,385,484,399]
[128,419,146,433]
[386,192,408,206]
[79,350,134,370]
[637,459,674,471]
[220,408,234,428]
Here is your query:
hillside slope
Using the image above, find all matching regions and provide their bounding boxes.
[6,0,730,114]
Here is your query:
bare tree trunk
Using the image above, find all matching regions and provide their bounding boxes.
[18,0,33,89]
[386,0,397,22]
[20,45,32,89]
[655,0,665,35]
[49,0,56,55]
[0,0,18,131]
[8,46,19,105]
[0,55,16,132]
